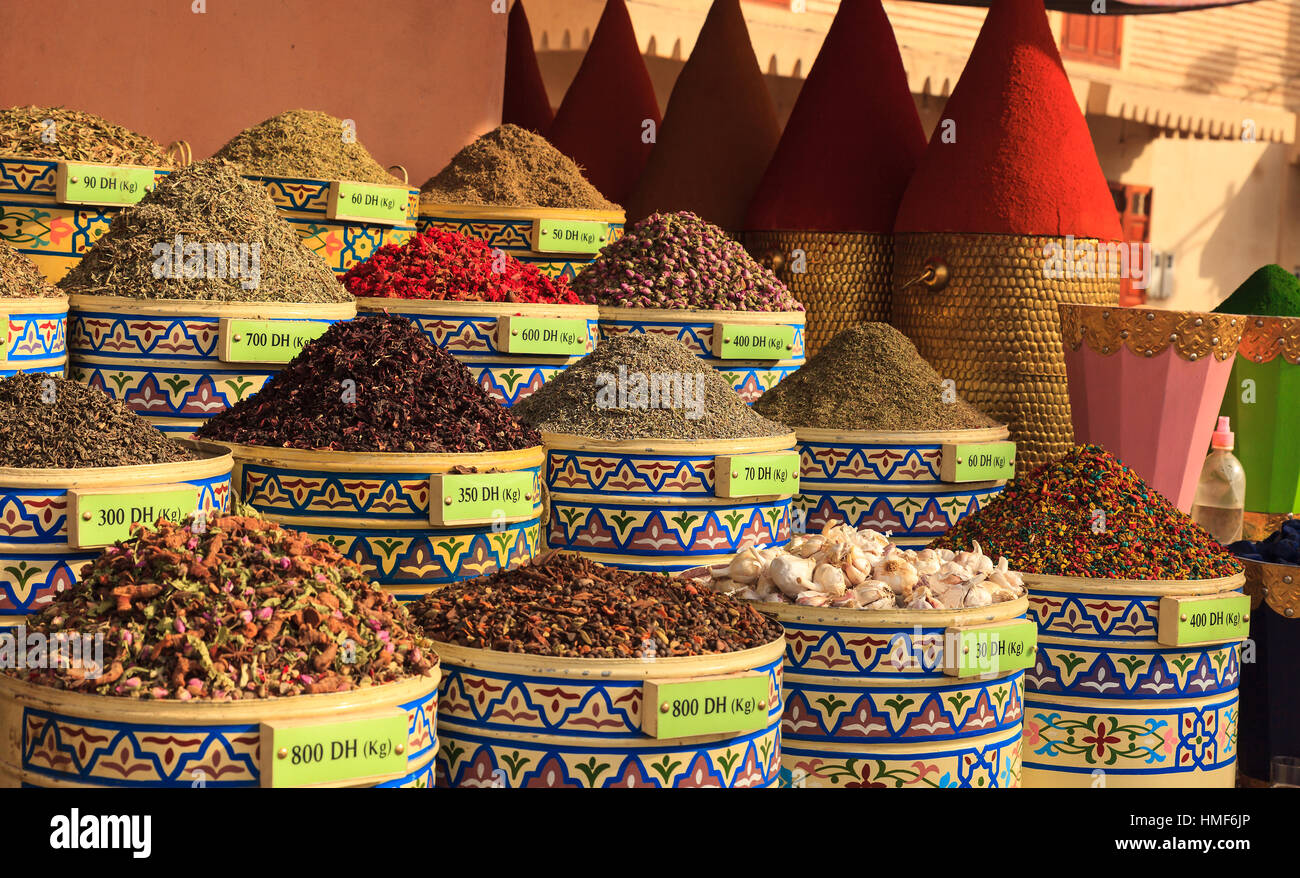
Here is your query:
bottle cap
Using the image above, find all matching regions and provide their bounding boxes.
[1211,415,1234,450]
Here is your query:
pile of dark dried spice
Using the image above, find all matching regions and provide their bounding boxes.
[0,105,172,166]
[1,243,63,298]
[8,516,438,699]
[0,373,195,468]
[198,315,540,452]
[409,553,783,659]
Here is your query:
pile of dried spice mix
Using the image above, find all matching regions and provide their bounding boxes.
[571,211,803,311]
[1,105,172,166]
[932,444,1241,580]
[343,227,580,303]
[1,243,63,298]
[58,160,349,303]
[409,553,782,659]
[8,516,437,699]
[754,324,997,431]
[198,315,539,453]
[420,124,618,210]
[214,109,402,185]
[0,373,195,468]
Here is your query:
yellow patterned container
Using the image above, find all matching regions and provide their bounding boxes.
[1022,571,1247,788]
[245,174,419,275]
[354,298,598,406]
[2,294,68,377]
[761,597,1028,788]
[0,155,172,282]
[67,295,356,436]
[543,432,797,572]
[416,203,624,281]
[0,667,439,788]
[435,637,783,787]
[0,440,232,621]
[215,443,544,604]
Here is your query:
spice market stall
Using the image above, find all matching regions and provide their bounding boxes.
[215,110,418,275]
[411,554,785,788]
[198,316,543,604]
[515,334,797,571]
[1,244,67,377]
[934,445,1246,787]
[61,161,356,436]
[0,516,440,788]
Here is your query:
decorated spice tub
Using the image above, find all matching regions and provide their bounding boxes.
[411,555,786,787]
[1020,570,1247,788]
[3,293,68,377]
[0,439,232,620]
[68,296,356,436]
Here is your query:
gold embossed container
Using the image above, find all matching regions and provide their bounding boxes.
[1237,556,1300,779]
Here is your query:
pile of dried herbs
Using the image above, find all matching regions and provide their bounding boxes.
[1,243,63,298]
[513,334,788,440]
[420,124,618,210]
[57,160,350,303]
[0,373,195,468]
[214,109,403,185]
[9,516,438,699]
[410,553,783,658]
[0,105,172,166]
[753,324,998,431]
[198,315,540,452]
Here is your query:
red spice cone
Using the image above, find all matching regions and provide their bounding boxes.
[625,0,780,231]
[745,0,925,233]
[503,0,554,135]
[893,0,1120,239]
[548,0,660,207]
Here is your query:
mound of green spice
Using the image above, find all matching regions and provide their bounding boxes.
[0,243,63,298]
[420,124,618,210]
[58,160,350,303]
[0,105,171,166]
[513,333,788,440]
[0,373,195,468]
[198,315,540,453]
[1213,264,1300,317]
[9,515,438,699]
[754,324,997,431]
[932,444,1241,580]
[214,109,402,185]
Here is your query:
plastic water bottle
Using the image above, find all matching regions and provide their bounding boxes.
[1191,416,1245,545]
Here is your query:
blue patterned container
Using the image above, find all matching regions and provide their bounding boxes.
[2,296,67,377]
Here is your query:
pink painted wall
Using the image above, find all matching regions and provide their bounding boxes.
[0,0,506,185]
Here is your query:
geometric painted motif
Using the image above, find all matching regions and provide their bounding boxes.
[782,725,1022,788]
[799,440,947,485]
[1028,587,1246,640]
[795,485,1002,540]
[1028,640,1240,700]
[546,498,791,559]
[69,310,340,361]
[5,310,66,360]
[547,449,735,499]
[71,360,276,420]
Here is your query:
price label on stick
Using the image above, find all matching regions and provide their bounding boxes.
[711,323,796,360]
[67,485,200,548]
[326,181,409,225]
[940,441,1016,482]
[56,161,155,206]
[714,452,799,498]
[641,673,769,738]
[1157,594,1251,647]
[429,471,537,526]
[260,711,408,788]
[531,218,606,254]
[942,620,1038,678]
[218,318,331,364]
[496,316,589,355]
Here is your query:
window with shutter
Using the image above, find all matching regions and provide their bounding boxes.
[1060,13,1123,68]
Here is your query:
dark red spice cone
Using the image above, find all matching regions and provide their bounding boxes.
[745,0,925,233]
[503,0,554,135]
[625,0,779,231]
[547,0,660,206]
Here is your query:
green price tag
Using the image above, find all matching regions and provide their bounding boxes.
[714,452,799,498]
[712,323,797,360]
[57,162,155,206]
[219,318,330,364]
[943,620,1038,678]
[68,485,199,548]
[327,181,410,225]
[497,316,589,355]
[260,712,408,788]
[642,673,769,739]
[941,441,1017,482]
[1158,594,1251,647]
[429,470,537,526]
[532,218,607,254]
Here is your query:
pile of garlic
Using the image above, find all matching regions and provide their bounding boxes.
[700,523,1024,610]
